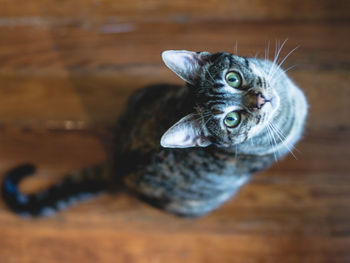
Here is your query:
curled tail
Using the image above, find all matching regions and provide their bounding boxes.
[1,164,109,217]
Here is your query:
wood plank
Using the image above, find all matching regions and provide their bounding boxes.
[0,0,349,22]
[0,22,349,73]
[0,228,348,263]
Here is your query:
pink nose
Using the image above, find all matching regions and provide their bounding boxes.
[257,93,266,109]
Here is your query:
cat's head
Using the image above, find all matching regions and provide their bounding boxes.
[160,50,281,149]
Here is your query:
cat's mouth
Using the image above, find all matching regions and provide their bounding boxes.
[257,93,272,109]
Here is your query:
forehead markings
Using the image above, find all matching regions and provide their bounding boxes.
[211,109,225,115]
[244,57,250,68]
[257,76,262,87]
[249,62,263,78]
[207,86,226,97]
[203,64,220,83]
[206,100,226,109]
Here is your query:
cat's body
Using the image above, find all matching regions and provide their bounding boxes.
[1,50,308,217]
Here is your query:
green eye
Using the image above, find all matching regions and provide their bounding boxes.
[224,111,241,128]
[225,71,242,88]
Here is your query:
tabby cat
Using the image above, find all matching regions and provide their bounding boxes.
[1,49,308,217]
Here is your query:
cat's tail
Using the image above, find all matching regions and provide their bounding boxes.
[1,164,109,217]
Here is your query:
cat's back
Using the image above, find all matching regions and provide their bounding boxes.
[115,84,194,151]
[112,84,194,176]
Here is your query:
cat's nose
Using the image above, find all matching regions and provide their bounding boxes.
[257,93,266,109]
[244,93,266,109]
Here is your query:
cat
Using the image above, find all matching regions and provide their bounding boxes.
[1,49,308,217]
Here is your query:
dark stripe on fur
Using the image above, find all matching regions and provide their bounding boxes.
[1,164,108,217]
[206,100,226,109]
[244,58,250,68]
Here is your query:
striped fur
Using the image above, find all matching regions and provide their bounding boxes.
[2,164,109,217]
[1,49,308,217]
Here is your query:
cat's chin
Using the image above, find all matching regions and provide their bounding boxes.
[270,90,280,110]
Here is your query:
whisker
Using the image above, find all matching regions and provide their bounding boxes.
[203,115,213,126]
[277,46,299,69]
[267,39,288,81]
[193,114,210,123]
[205,67,216,83]
[234,41,238,55]
[269,46,299,82]
[270,122,300,154]
[265,124,278,162]
[266,40,270,60]
[269,122,286,140]
[269,64,296,86]
[269,125,279,161]
[269,122,297,159]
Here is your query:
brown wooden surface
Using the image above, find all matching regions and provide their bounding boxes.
[0,0,349,22]
[0,1,350,262]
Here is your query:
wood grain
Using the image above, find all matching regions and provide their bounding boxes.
[0,0,349,22]
[0,1,349,262]
[0,22,349,74]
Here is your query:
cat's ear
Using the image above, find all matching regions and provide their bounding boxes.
[160,113,212,148]
[162,50,211,85]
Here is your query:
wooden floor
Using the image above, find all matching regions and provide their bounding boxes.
[0,2,349,262]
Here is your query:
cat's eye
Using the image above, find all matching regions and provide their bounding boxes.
[225,71,242,88]
[224,111,241,128]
